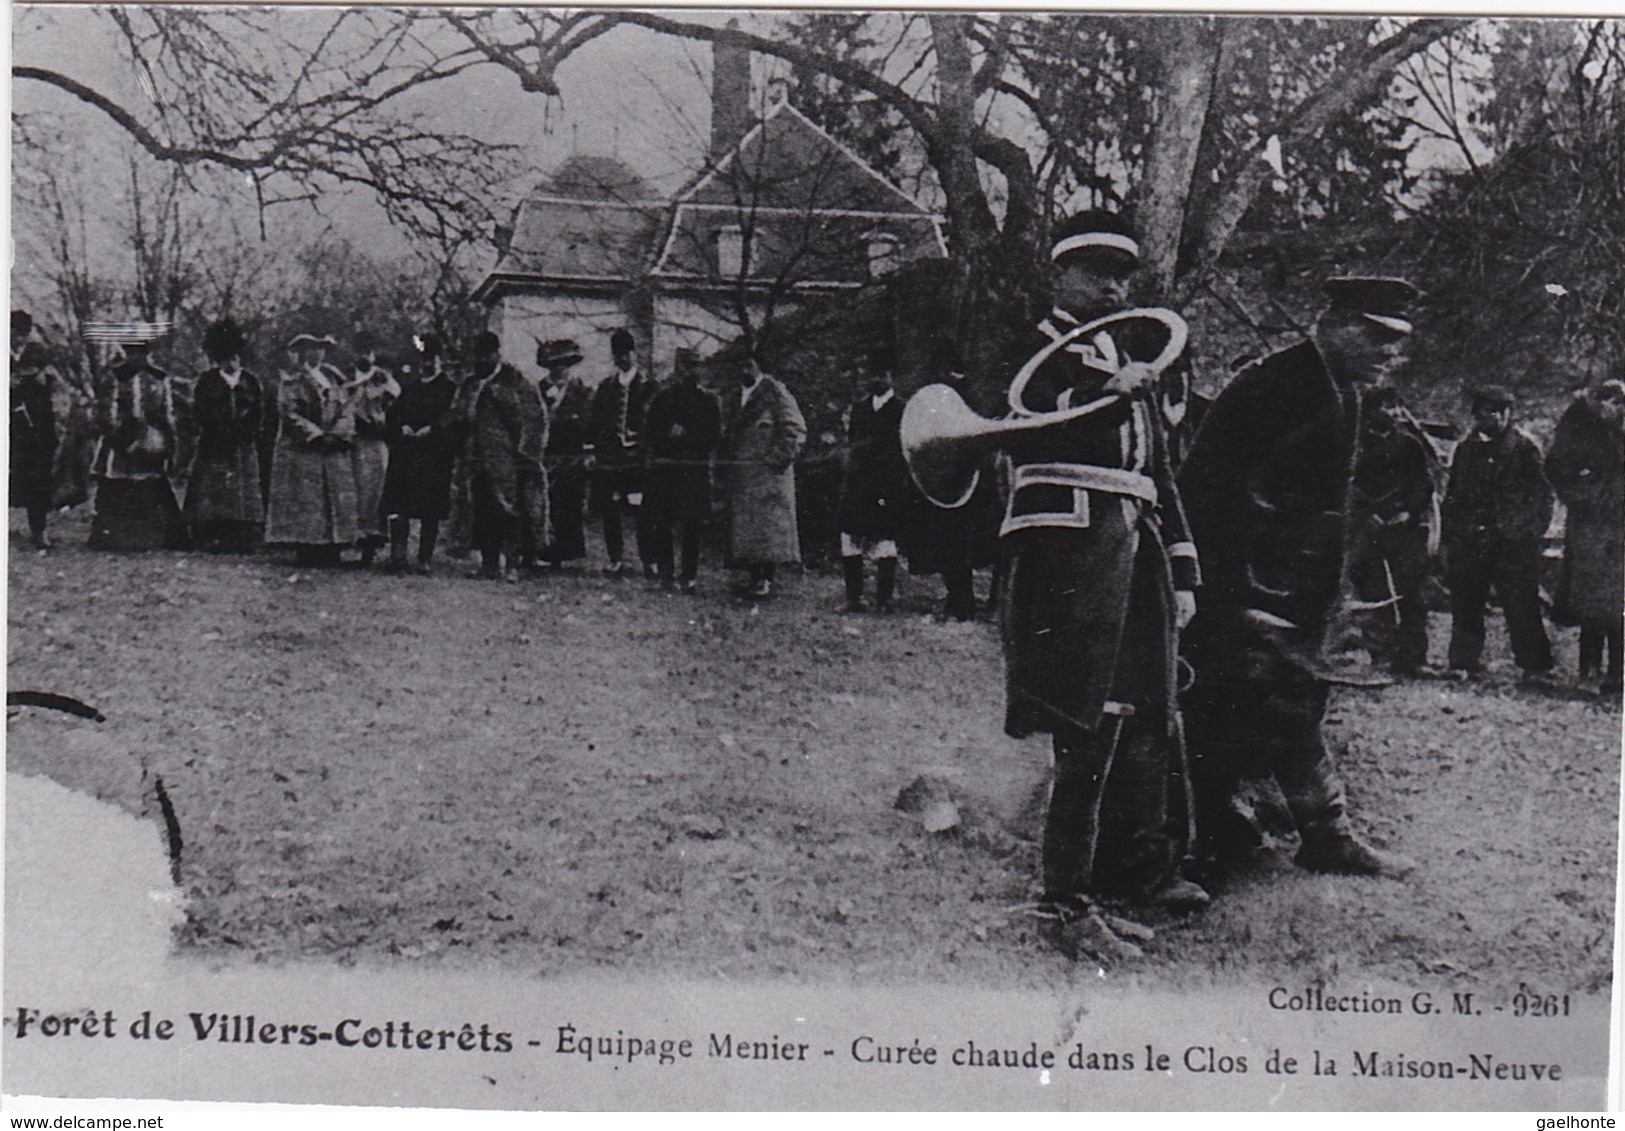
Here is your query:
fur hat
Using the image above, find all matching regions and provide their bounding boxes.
[203,318,247,364]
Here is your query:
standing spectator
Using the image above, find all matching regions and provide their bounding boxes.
[1441,385,1555,682]
[587,328,655,577]
[537,339,592,569]
[344,332,399,567]
[265,333,359,567]
[184,318,265,553]
[88,333,184,551]
[1545,377,1625,694]
[467,332,548,580]
[1347,386,1437,674]
[723,353,805,599]
[837,346,908,612]
[10,310,58,550]
[642,347,722,592]
[381,334,459,575]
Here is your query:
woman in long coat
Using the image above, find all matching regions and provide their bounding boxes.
[1546,378,1625,692]
[724,357,806,597]
[344,333,400,566]
[184,319,264,552]
[265,333,359,566]
[88,336,184,551]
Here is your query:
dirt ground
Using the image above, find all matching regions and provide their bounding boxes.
[7,506,1620,996]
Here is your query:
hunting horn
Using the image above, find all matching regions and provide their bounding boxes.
[901,307,1188,508]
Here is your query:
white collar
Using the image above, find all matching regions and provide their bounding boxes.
[871,388,895,410]
[740,375,765,402]
[615,365,638,387]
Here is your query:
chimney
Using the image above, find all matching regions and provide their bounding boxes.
[710,21,750,161]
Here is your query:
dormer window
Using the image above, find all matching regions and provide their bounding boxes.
[717,225,747,277]
[866,231,900,278]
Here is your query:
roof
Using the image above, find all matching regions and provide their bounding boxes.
[478,100,945,304]
[482,196,667,293]
[678,100,934,216]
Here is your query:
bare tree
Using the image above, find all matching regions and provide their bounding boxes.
[16,7,520,245]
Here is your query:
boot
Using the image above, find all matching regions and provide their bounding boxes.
[1295,830,1416,878]
[875,558,897,612]
[842,556,865,613]
[1283,753,1414,878]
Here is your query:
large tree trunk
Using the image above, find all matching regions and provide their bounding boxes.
[1135,18,1224,302]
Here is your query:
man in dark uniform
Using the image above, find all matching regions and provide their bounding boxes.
[10,311,58,550]
[587,328,656,577]
[537,339,592,569]
[1441,384,1555,681]
[993,211,1207,956]
[1348,385,1437,674]
[642,347,722,592]
[838,346,909,612]
[1178,276,1420,881]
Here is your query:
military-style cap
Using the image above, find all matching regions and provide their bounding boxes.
[1050,209,1140,267]
[287,332,337,350]
[1468,383,1514,409]
[537,338,584,368]
[1323,276,1420,336]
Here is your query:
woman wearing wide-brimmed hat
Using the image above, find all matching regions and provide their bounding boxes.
[88,328,185,551]
[184,318,265,552]
[264,332,360,566]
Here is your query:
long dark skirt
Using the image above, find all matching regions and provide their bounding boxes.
[89,478,184,551]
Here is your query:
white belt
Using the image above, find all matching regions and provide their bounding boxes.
[1002,462,1157,535]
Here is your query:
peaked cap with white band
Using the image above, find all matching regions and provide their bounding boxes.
[1322,276,1421,336]
[1050,209,1140,266]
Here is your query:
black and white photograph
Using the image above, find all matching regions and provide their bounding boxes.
[6,5,1622,1115]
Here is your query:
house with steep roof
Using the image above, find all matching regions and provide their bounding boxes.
[476,38,946,382]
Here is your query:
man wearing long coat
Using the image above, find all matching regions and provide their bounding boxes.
[1178,276,1420,880]
[1545,378,1624,692]
[468,332,548,579]
[724,355,805,598]
[538,339,592,568]
[381,335,459,573]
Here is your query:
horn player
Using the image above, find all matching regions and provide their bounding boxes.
[995,210,1209,959]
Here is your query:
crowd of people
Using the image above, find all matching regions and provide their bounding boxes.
[10,215,1623,962]
[10,313,842,598]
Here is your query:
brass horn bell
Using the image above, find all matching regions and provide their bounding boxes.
[901,307,1188,509]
